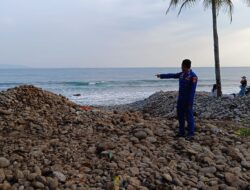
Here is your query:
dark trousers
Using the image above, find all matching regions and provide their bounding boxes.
[177,101,195,136]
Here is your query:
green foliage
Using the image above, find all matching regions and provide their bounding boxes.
[235,128,250,137]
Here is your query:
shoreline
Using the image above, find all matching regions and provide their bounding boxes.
[100,90,250,125]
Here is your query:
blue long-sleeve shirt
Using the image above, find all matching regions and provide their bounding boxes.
[159,70,198,105]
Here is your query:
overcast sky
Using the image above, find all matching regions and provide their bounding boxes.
[0,0,250,68]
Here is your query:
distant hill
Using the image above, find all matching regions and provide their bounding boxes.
[0,64,30,69]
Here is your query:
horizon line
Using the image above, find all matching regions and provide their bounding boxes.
[0,66,250,69]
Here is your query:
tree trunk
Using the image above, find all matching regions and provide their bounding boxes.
[212,0,222,97]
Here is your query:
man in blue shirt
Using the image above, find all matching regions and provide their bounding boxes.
[239,76,247,96]
[156,59,198,140]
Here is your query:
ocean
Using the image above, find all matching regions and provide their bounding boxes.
[0,67,249,105]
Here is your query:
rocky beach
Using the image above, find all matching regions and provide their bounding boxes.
[0,85,250,190]
[111,91,250,123]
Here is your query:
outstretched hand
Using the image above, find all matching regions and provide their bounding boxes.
[156,74,160,78]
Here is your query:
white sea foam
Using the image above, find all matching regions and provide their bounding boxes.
[0,67,249,105]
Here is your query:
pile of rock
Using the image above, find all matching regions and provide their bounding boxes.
[124,91,250,122]
[0,86,250,190]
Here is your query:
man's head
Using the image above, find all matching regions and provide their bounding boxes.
[182,59,191,72]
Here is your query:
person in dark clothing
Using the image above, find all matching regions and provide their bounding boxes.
[156,59,198,140]
[211,84,217,97]
[239,76,247,96]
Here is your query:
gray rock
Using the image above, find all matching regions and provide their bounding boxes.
[241,161,250,169]
[130,137,139,143]
[47,177,58,190]
[0,181,11,190]
[18,185,25,190]
[134,131,147,140]
[32,181,45,188]
[0,157,10,168]
[0,169,5,183]
[35,175,47,184]
[225,172,238,185]
[199,166,217,174]
[162,173,172,182]
[0,108,11,115]
[129,167,140,176]
[53,171,66,182]
[146,137,157,143]
[14,170,24,181]
[34,165,42,175]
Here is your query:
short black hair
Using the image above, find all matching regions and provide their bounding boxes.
[182,59,191,68]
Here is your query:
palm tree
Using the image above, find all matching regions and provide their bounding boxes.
[166,0,234,97]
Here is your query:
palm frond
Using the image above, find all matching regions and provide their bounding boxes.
[166,0,199,15]
[218,0,234,22]
[243,0,250,6]
[166,0,181,14]
[203,0,233,22]
[166,0,234,20]
[203,0,212,10]
[178,0,198,15]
